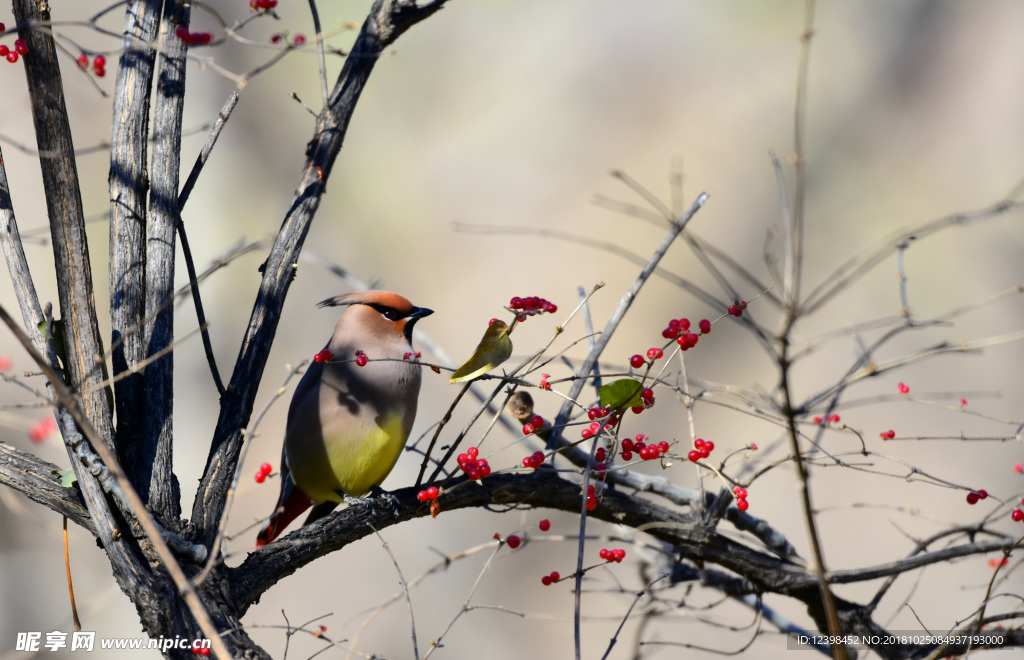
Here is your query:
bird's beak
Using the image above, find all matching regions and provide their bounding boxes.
[409,307,434,321]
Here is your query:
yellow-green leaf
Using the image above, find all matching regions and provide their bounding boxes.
[599,378,643,410]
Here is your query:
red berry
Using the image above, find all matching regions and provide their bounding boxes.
[641,387,654,403]
[631,406,644,415]
[898,382,910,394]
[271,33,283,44]
[478,462,491,478]
[687,450,700,462]
[960,398,968,406]
[506,535,521,549]
[93,54,106,68]
[522,423,535,435]
[698,319,711,334]
[736,499,749,511]
[417,490,429,502]
[426,486,439,499]
[1016,463,1024,473]
[586,495,597,510]
[621,450,633,460]
[966,492,979,505]
[293,34,306,46]
[646,347,663,360]
[599,548,612,561]
[14,39,27,55]
[733,487,747,499]
[621,438,634,452]
[977,489,988,500]
[1012,509,1024,522]
[658,441,670,453]
[662,327,679,339]
[260,462,272,475]
[549,571,560,581]
[467,447,478,459]
[94,66,106,78]
[611,549,625,562]
[703,440,714,452]
[728,304,739,316]
[581,427,594,439]
[595,447,606,462]
[6,51,18,63]
[698,447,710,459]
[77,53,88,68]
[629,354,645,369]
[829,414,840,423]
[175,26,190,40]
[538,519,550,532]
[254,472,266,483]
[355,355,368,367]
[541,575,552,586]
[0,45,7,57]
[750,443,758,451]
[547,304,557,313]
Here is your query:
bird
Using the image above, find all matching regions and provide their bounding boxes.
[256,290,433,547]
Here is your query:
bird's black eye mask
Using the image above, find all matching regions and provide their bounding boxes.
[362,303,434,342]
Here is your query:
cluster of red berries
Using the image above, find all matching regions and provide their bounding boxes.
[403,351,422,360]
[191,647,211,656]
[814,414,840,425]
[898,382,910,394]
[988,557,1009,568]
[522,414,545,435]
[727,301,748,317]
[354,349,368,367]
[174,26,213,45]
[733,486,750,511]
[509,296,557,319]
[598,548,626,563]
[540,570,560,586]
[76,53,106,77]
[457,446,491,480]
[28,416,57,442]
[312,348,333,363]
[965,489,988,505]
[587,405,616,422]
[249,0,278,10]
[416,486,440,502]
[632,386,655,414]
[686,438,715,462]
[879,429,896,440]
[618,434,670,462]
[661,317,712,348]
[253,462,273,484]
[580,421,607,440]
[0,33,28,64]
[584,484,597,511]
[522,450,545,469]
[271,34,307,46]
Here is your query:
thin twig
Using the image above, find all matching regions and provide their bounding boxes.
[369,524,419,660]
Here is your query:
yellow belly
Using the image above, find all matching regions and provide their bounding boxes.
[287,411,407,503]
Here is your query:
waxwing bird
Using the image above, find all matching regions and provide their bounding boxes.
[256,291,433,547]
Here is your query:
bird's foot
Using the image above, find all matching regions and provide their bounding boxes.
[341,487,400,519]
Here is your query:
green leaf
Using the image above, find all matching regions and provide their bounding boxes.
[54,468,77,488]
[599,378,643,410]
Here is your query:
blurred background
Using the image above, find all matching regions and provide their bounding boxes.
[1,0,1023,658]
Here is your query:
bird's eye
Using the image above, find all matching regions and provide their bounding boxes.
[381,308,399,321]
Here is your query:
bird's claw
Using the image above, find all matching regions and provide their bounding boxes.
[342,487,400,519]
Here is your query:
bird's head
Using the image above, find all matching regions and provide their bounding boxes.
[318,290,433,344]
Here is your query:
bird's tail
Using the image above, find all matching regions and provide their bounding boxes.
[256,464,313,548]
